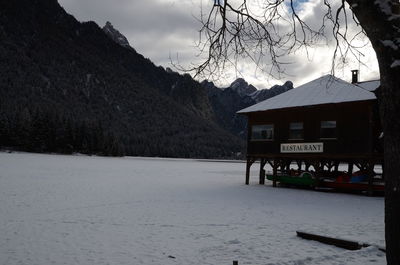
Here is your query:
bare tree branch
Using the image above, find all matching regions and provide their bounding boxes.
[183,0,368,82]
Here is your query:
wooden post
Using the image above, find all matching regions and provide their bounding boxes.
[296,160,302,171]
[348,163,354,175]
[245,159,251,185]
[272,159,278,187]
[334,161,339,172]
[313,160,322,183]
[305,161,310,171]
[259,158,266,185]
[367,161,375,196]
[286,159,291,171]
[245,158,255,185]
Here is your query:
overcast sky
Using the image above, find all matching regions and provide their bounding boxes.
[58,0,380,89]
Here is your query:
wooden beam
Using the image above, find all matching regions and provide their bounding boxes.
[296,231,362,250]
[297,230,386,252]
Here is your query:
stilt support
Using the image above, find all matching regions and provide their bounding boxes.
[245,157,256,185]
[259,158,267,185]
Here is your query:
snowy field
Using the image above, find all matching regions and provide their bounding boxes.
[0,152,385,265]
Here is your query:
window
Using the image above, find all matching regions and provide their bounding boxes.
[320,121,336,139]
[251,124,274,140]
[289,122,304,140]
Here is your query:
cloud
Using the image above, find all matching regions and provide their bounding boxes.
[59,0,202,68]
[58,0,380,89]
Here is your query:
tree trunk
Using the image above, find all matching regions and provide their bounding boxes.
[347,0,400,264]
[380,63,400,265]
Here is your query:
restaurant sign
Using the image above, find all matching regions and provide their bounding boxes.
[280,142,323,153]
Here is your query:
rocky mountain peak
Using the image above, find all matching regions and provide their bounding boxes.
[283,81,294,91]
[102,21,131,48]
[229,78,257,97]
[202,77,294,137]
[250,80,294,103]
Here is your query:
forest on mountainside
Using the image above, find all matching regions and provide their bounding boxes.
[0,0,244,158]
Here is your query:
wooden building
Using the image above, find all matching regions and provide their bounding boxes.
[238,74,383,193]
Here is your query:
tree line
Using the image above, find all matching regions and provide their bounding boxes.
[0,105,123,156]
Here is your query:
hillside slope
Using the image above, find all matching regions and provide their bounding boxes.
[0,0,243,158]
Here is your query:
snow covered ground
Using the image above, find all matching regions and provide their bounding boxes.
[0,152,385,265]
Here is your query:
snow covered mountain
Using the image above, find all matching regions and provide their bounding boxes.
[228,78,294,103]
[229,78,257,97]
[249,81,294,103]
[203,79,294,137]
[100,21,293,139]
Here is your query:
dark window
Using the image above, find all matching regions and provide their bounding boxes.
[251,124,274,140]
[289,122,304,140]
[321,121,336,139]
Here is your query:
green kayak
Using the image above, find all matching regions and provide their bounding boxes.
[266,173,317,187]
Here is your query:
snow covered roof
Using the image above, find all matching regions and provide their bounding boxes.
[238,75,377,114]
[356,80,380,92]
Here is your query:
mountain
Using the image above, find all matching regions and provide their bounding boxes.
[0,0,244,158]
[250,81,294,103]
[100,19,293,130]
[102,21,131,49]
[229,78,257,97]
[203,79,294,137]
[100,24,215,122]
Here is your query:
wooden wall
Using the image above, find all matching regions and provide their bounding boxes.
[245,100,382,156]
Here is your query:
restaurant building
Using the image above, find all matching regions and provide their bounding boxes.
[238,73,383,193]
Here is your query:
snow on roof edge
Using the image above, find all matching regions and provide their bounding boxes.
[356,80,380,92]
[237,75,377,114]
[237,97,375,114]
